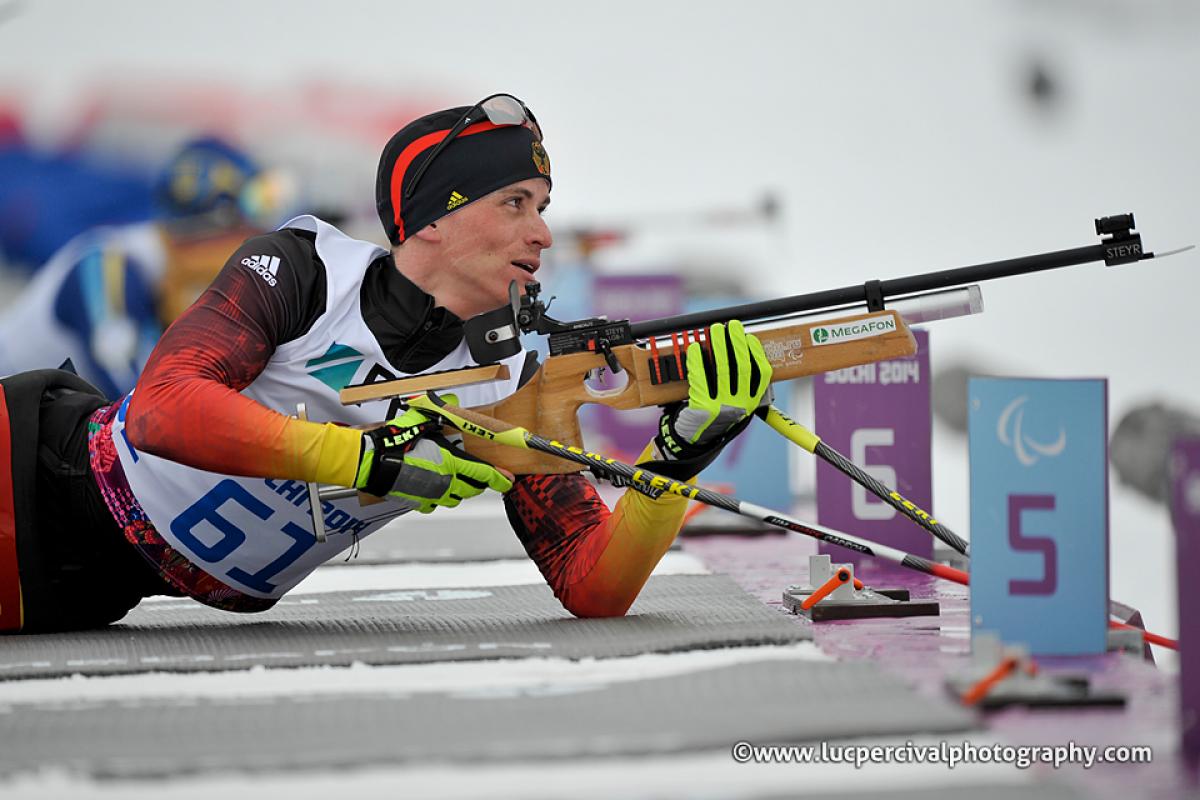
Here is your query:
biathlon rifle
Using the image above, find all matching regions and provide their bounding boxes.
[339,213,1185,475]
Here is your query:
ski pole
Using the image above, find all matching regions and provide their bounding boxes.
[760,405,969,556]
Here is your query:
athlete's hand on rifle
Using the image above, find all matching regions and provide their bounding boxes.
[355,395,513,513]
[651,320,773,475]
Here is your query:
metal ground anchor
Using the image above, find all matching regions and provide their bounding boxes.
[782,554,940,621]
[945,631,1126,709]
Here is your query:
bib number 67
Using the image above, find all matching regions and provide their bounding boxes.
[170,480,316,594]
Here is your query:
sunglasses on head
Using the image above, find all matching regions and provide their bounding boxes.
[403,93,542,202]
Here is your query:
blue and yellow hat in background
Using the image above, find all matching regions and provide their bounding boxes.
[156,136,259,218]
[155,135,296,229]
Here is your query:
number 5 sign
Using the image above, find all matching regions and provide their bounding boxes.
[968,377,1108,655]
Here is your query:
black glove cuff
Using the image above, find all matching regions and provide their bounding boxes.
[652,400,753,474]
[638,412,748,482]
[361,423,425,497]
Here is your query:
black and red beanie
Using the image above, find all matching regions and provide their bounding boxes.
[375,106,551,246]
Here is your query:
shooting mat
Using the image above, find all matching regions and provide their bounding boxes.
[0,574,810,680]
[337,517,679,565]
[0,658,975,780]
[335,516,532,563]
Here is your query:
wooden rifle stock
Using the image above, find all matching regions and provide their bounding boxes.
[340,309,915,474]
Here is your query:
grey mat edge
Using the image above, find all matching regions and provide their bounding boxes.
[0,658,977,781]
[0,574,813,681]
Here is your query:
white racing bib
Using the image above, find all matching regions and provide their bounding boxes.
[112,215,525,599]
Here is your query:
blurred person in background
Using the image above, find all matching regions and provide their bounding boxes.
[1,95,769,632]
[0,119,156,272]
[0,136,293,398]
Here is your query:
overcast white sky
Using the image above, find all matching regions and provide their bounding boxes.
[2,1,1195,383]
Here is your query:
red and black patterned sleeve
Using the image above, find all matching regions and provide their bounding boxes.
[124,230,363,486]
[504,449,691,618]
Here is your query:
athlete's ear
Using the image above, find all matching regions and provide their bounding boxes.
[412,222,441,243]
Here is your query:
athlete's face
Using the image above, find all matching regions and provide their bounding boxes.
[431,177,552,319]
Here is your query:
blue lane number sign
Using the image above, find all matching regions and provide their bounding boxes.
[968,377,1108,655]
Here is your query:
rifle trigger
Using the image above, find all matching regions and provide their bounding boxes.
[599,338,623,374]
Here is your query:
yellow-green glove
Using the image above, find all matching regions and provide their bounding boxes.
[356,397,512,514]
[653,320,773,471]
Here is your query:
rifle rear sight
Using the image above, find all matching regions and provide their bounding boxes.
[464,280,634,373]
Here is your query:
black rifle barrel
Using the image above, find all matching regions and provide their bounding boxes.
[629,242,1107,338]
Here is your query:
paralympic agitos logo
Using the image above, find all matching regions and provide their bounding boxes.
[996,395,1066,467]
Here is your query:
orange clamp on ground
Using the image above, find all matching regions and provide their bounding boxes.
[800,567,852,611]
[960,655,1022,706]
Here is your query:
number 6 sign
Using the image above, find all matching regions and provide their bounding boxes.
[968,377,1108,655]
[815,329,933,563]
